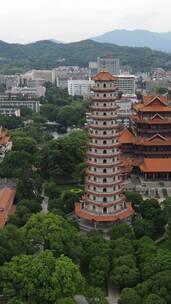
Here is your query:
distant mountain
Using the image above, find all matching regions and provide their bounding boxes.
[49,39,63,44]
[0,39,171,74]
[92,29,171,52]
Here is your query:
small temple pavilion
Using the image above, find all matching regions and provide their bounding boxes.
[119,95,171,180]
[75,71,134,230]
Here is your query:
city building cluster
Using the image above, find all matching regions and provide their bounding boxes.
[0,56,137,117]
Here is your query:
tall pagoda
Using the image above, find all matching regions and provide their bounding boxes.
[119,95,171,180]
[75,71,134,230]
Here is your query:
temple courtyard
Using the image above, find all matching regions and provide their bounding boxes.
[125,174,171,200]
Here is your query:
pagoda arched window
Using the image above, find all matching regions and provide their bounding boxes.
[103,150,107,154]
[103,94,106,97]
[103,103,106,107]
[103,188,107,192]
[103,197,107,202]
[103,207,107,214]
[103,140,107,144]
[103,112,106,116]
[103,159,107,164]
[103,131,107,135]
[103,169,107,173]
[103,83,106,88]
[103,122,106,125]
[103,178,107,183]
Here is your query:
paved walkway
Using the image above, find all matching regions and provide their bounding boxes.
[106,279,120,304]
[41,184,49,213]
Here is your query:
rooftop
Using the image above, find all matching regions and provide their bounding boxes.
[140,158,171,173]
[0,187,16,229]
[119,129,136,144]
[92,71,117,81]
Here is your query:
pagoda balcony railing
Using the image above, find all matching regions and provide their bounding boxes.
[89,124,118,130]
[86,161,121,168]
[85,179,122,187]
[86,151,120,158]
[88,133,119,139]
[91,96,117,101]
[87,143,120,149]
[84,197,124,207]
[85,169,122,177]
[91,87,117,93]
[89,105,118,111]
[90,115,118,121]
[85,188,123,197]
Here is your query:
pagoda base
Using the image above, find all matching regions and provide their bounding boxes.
[75,202,134,232]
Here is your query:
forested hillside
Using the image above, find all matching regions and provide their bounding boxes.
[0,39,171,73]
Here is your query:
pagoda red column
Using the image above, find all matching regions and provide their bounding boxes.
[75,71,134,226]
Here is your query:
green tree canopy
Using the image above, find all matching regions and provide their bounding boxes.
[0,251,84,303]
[119,288,142,304]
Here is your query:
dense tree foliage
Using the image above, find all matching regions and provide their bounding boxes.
[0,115,23,129]
[0,251,84,303]
[39,130,87,181]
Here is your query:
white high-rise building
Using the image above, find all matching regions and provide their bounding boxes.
[114,75,136,95]
[68,79,94,97]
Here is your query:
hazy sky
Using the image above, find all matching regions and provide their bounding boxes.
[1,0,171,43]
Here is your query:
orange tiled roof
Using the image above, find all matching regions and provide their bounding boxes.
[0,188,16,229]
[119,129,171,147]
[133,103,171,112]
[139,158,171,173]
[143,95,168,105]
[0,188,16,210]
[119,129,135,144]
[133,95,171,112]
[92,71,117,81]
[75,202,134,222]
